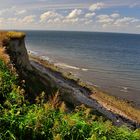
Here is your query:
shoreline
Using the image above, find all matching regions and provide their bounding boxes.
[28,51,140,107]
[28,50,140,108]
[29,54,140,128]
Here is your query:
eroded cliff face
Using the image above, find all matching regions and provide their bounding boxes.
[6,37,32,74]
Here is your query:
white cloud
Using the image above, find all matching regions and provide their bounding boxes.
[110,13,120,18]
[85,20,93,25]
[67,9,82,19]
[0,17,18,25]
[131,18,140,23]
[136,25,140,28]
[63,18,79,24]
[47,19,53,24]
[97,15,110,20]
[7,18,17,22]
[85,12,96,18]
[97,15,114,24]
[0,6,16,15]
[0,3,139,34]
[97,13,140,29]
[40,10,83,24]
[114,17,139,26]
[53,18,61,23]
[0,18,4,23]
[0,6,27,17]
[15,10,27,15]
[47,18,62,24]
[89,3,104,11]
[19,15,36,24]
[40,11,63,22]
[0,15,36,25]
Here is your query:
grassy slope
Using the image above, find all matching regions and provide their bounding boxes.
[0,31,140,139]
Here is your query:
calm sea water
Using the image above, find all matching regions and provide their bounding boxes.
[24,30,140,106]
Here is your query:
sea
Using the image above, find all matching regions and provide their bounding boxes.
[24,30,140,106]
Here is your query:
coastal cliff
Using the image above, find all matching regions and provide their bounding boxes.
[4,33,32,76]
[1,31,140,129]
[7,37,32,71]
[0,32,50,100]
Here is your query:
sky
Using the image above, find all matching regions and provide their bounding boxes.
[0,0,140,34]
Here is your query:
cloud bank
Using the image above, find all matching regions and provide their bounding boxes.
[0,1,140,33]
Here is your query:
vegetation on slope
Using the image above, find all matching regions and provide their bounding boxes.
[0,31,25,40]
[7,31,25,39]
[0,50,140,139]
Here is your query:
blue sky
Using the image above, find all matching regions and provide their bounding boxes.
[0,0,140,33]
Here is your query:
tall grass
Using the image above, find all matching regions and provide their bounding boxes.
[0,47,10,64]
[6,31,25,39]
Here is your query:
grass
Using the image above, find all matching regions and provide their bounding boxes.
[0,47,10,64]
[6,31,25,39]
[0,31,25,45]
[0,59,140,139]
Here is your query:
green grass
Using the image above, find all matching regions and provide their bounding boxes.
[0,59,140,140]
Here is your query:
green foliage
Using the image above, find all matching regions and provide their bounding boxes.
[0,59,140,140]
[0,60,17,99]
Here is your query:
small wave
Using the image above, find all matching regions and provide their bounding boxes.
[86,82,99,87]
[55,63,80,70]
[28,50,52,62]
[40,56,50,61]
[55,63,89,71]
[81,68,88,71]
[94,84,100,88]
[28,50,38,55]
[28,51,89,71]
[120,87,128,92]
